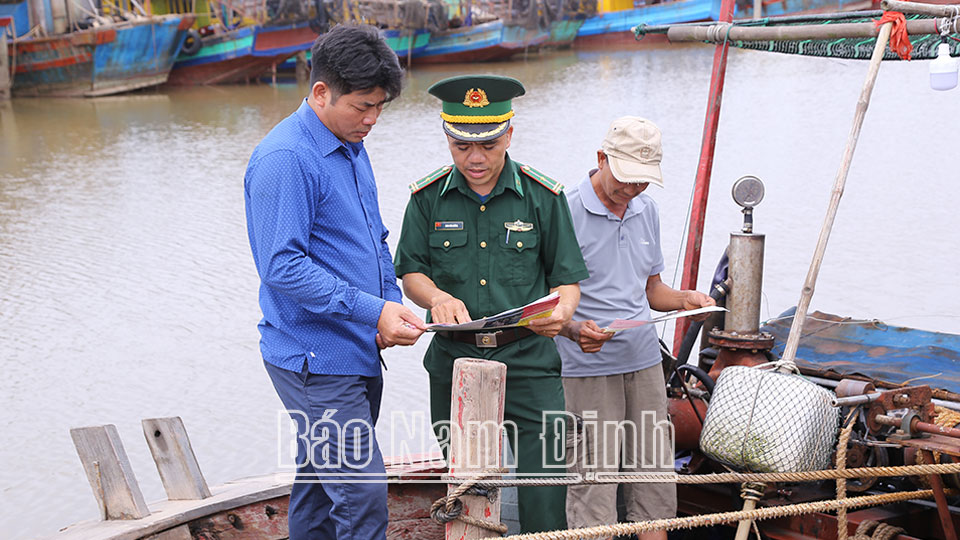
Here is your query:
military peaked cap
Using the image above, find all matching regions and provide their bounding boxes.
[428,75,526,142]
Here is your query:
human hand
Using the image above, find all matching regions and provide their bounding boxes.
[377,301,427,348]
[429,292,472,325]
[682,291,716,321]
[567,320,613,353]
[527,302,574,339]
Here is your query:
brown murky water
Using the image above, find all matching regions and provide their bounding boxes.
[2,44,959,538]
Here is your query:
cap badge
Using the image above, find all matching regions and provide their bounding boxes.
[463,88,490,108]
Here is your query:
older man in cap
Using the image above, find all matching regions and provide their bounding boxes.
[394,74,589,533]
[557,117,715,538]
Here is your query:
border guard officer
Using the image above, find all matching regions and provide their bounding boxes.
[394,75,589,533]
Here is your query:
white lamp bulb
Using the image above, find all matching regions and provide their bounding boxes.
[930,42,959,91]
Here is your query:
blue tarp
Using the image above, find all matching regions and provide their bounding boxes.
[761,308,960,396]
[0,1,30,38]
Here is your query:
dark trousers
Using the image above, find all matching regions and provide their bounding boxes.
[265,360,388,540]
[430,372,568,533]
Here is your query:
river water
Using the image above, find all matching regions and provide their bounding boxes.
[1,43,958,538]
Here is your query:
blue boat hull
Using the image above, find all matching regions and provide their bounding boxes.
[12,15,192,97]
[577,0,722,39]
[168,23,319,85]
[414,20,547,64]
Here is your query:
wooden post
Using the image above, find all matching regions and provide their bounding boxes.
[779,22,894,366]
[0,27,10,100]
[447,358,507,539]
[70,425,151,520]
[142,417,212,500]
[673,0,736,355]
[752,0,761,19]
[295,51,308,83]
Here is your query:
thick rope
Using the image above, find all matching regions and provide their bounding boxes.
[854,519,906,540]
[446,461,960,487]
[836,408,859,540]
[501,488,950,540]
[430,469,508,535]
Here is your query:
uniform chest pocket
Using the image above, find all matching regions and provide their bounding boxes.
[498,230,539,285]
[429,231,468,285]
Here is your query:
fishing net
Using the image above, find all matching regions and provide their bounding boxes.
[732,15,958,60]
[637,11,960,60]
[699,365,839,473]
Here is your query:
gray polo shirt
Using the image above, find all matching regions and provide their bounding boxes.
[557,174,665,377]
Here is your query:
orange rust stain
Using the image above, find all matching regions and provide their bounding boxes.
[813,341,862,354]
[868,346,891,358]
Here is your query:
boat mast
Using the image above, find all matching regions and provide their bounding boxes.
[672,0,736,355]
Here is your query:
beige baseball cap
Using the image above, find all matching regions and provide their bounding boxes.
[601,116,664,186]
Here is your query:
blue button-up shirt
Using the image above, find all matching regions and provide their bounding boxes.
[244,99,401,376]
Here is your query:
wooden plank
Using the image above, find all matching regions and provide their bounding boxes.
[447,358,507,539]
[70,425,150,520]
[142,417,211,500]
[143,524,191,540]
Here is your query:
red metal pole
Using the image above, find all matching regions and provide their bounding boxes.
[673,0,737,356]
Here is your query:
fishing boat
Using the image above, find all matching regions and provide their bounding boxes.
[545,17,586,46]
[413,19,513,63]
[166,21,318,85]
[574,0,873,46]
[384,27,432,58]
[5,0,195,97]
[575,0,723,45]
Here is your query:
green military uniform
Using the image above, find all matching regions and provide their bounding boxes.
[394,75,589,534]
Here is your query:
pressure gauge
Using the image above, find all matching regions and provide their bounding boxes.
[731,175,764,209]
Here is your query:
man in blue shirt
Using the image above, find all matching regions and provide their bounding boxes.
[244,25,425,540]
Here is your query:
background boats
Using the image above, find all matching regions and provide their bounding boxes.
[166,21,319,85]
[2,0,195,97]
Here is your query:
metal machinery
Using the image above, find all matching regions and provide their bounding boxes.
[666,177,960,539]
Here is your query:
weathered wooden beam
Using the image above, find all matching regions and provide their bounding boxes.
[667,18,940,43]
[883,0,960,18]
[142,417,211,501]
[0,28,10,100]
[447,358,507,539]
[70,425,151,520]
[780,22,894,366]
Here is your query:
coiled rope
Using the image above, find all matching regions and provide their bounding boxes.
[499,488,952,540]
[430,469,508,534]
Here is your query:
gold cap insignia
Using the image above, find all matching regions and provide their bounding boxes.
[463,88,490,108]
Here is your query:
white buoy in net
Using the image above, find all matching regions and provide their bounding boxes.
[699,365,839,473]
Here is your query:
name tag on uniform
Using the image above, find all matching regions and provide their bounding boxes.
[435,221,464,231]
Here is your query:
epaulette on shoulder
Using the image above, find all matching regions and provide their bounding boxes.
[519,164,563,195]
[409,165,453,193]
